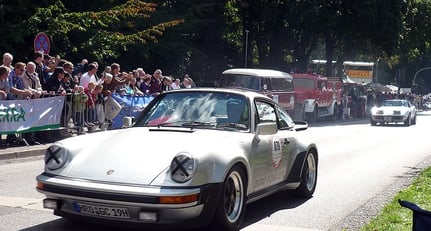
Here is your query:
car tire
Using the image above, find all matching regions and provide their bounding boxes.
[212,165,247,231]
[412,115,416,125]
[404,115,411,126]
[293,151,318,198]
[370,117,377,126]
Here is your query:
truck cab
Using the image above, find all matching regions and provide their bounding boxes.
[292,73,342,121]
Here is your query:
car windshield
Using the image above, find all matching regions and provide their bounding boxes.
[382,100,408,107]
[134,91,250,132]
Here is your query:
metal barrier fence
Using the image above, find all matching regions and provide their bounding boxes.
[1,92,153,146]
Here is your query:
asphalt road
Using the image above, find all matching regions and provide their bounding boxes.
[1,111,430,231]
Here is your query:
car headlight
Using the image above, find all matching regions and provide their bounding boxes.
[170,153,197,183]
[45,145,68,170]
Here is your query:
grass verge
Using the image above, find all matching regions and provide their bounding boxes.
[362,167,431,230]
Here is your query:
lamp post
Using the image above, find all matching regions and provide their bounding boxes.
[244,30,249,68]
[375,58,380,83]
[412,67,431,86]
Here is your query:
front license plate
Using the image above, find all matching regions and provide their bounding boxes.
[72,202,130,219]
[384,116,391,121]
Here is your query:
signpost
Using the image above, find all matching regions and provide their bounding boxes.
[34,32,50,54]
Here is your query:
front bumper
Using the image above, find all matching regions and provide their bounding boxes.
[371,115,408,123]
[36,173,222,229]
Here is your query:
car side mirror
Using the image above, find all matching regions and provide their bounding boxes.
[256,122,277,135]
[293,120,308,131]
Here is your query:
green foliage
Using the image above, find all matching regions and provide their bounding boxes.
[362,167,431,231]
[1,0,431,92]
[1,0,183,68]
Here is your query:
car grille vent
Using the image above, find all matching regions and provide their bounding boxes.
[393,111,401,115]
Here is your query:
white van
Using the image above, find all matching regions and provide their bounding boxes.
[219,68,295,115]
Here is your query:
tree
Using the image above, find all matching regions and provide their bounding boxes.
[0,0,183,70]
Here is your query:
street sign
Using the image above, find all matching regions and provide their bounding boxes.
[34,32,50,54]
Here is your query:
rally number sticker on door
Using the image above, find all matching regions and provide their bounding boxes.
[271,136,282,169]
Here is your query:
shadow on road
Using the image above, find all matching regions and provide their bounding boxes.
[241,191,311,229]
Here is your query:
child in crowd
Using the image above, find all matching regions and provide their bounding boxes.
[72,86,88,128]
[84,82,96,126]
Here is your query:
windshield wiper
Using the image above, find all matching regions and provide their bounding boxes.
[181,121,216,128]
[217,123,248,130]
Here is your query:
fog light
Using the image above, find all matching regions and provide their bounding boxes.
[43,199,59,209]
[138,211,158,222]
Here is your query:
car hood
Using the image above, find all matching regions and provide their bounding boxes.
[50,127,247,185]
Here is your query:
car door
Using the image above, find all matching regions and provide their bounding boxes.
[250,100,292,192]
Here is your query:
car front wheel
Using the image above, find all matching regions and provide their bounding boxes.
[404,115,411,126]
[212,165,247,231]
[293,151,318,198]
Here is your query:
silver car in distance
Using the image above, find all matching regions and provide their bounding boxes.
[36,88,318,231]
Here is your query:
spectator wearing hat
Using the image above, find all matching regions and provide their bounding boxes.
[45,66,67,96]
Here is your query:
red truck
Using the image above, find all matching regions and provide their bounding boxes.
[291,73,343,122]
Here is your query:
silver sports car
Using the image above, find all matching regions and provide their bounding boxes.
[370,99,417,126]
[36,88,318,231]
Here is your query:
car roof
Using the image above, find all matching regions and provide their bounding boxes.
[222,68,292,79]
[168,87,272,100]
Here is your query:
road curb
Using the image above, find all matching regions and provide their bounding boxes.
[0,145,49,161]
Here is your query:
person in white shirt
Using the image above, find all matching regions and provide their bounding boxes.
[171,78,181,90]
[79,63,97,88]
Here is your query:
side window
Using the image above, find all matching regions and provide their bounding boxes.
[276,105,295,129]
[320,81,326,90]
[270,77,294,91]
[255,101,276,123]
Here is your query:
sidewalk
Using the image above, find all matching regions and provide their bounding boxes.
[0,125,108,161]
[0,142,50,160]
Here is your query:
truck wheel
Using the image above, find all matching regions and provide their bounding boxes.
[307,106,318,123]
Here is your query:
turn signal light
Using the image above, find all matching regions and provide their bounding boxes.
[36,182,44,190]
[159,194,199,204]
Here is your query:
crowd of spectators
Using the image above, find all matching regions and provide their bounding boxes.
[0,51,196,147]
